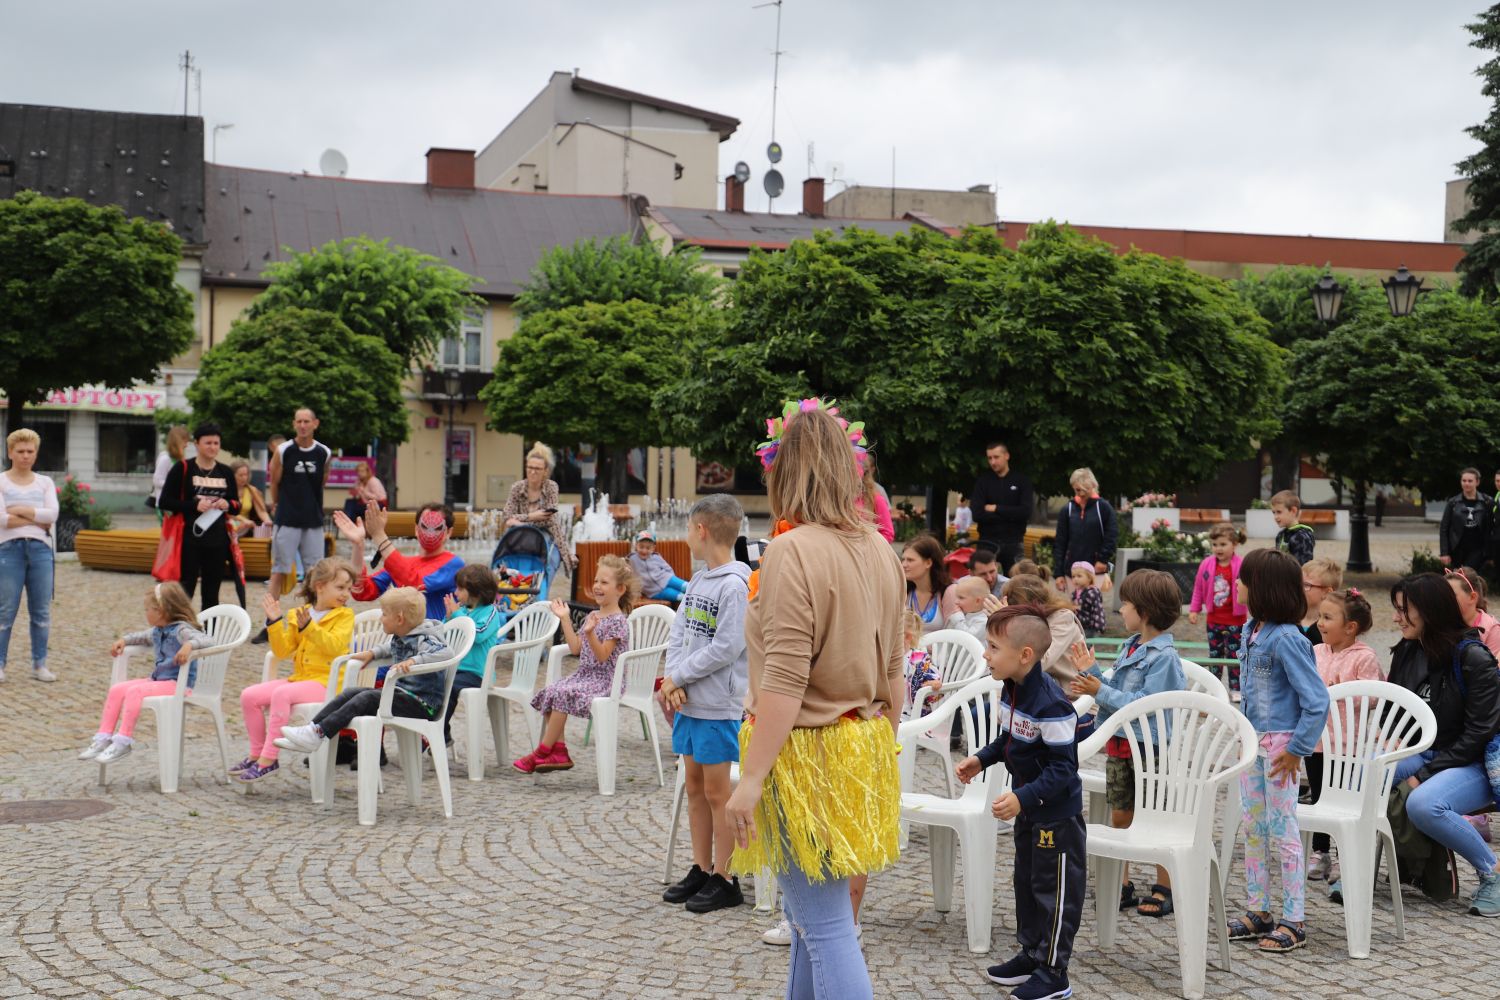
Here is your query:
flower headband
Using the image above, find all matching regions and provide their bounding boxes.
[755,397,867,470]
[1346,586,1362,598]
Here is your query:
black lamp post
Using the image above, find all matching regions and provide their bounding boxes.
[442,368,462,507]
[1382,264,1425,318]
[1311,273,1345,323]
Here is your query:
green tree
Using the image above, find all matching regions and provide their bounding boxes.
[1455,4,1500,299]
[515,235,721,317]
[0,191,194,430]
[661,223,1284,505]
[247,236,483,366]
[187,308,408,453]
[1285,287,1500,507]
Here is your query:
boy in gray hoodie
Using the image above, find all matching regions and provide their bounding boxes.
[659,494,751,915]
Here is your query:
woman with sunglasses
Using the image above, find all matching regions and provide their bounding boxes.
[1386,573,1500,917]
[1445,567,1500,657]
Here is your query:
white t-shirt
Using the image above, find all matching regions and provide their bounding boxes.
[0,473,59,546]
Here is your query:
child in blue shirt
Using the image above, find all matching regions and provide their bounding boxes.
[441,563,506,745]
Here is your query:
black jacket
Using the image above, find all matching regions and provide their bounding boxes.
[1387,632,1500,783]
[970,470,1034,546]
[974,663,1082,824]
[1439,493,1491,556]
[1053,497,1117,579]
[158,459,241,546]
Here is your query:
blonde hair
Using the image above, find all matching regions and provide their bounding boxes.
[164,424,190,462]
[1002,573,1076,616]
[1207,521,1246,545]
[956,575,991,600]
[766,407,865,532]
[1270,489,1302,512]
[6,428,39,451]
[1068,467,1099,494]
[597,553,642,614]
[526,442,555,473]
[1303,557,1342,589]
[901,608,925,649]
[148,582,199,628]
[378,586,427,626]
[298,557,357,606]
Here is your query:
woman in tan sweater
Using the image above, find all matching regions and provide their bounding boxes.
[726,405,904,1000]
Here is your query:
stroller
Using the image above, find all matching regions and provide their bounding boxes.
[489,524,562,624]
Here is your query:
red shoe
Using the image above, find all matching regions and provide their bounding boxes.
[534,742,574,772]
[513,750,541,774]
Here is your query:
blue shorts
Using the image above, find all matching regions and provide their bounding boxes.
[671,714,741,766]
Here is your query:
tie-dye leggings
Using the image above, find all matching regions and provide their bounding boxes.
[1240,730,1305,923]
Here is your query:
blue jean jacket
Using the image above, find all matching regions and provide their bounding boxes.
[1238,620,1329,757]
[1090,632,1185,746]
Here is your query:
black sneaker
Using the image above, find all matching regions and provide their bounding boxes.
[1010,966,1070,1000]
[684,873,744,913]
[250,626,269,645]
[985,953,1037,987]
[663,865,710,904]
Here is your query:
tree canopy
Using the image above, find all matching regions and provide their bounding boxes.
[1455,4,1500,300]
[247,236,483,366]
[0,190,194,429]
[514,235,721,317]
[659,223,1284,499]
[187,307,408,453]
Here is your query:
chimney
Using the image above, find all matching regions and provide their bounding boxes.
[725,174,745,213]
[802,176,825,218]
[426,148,475,189]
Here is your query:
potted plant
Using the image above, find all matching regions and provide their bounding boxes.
[1245,497,1278,538]
[1127,519,1211,604]
[55,475,98,552]
[1122,491,1179,534]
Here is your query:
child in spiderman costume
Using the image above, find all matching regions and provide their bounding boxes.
[333,502,464,623]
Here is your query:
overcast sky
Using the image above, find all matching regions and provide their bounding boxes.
[2,1,1490,241]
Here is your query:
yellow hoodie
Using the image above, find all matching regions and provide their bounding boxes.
[268,604,356,685]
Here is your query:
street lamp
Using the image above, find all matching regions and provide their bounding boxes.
[1311,273,1345,323]
[1382,264,1425,318]
[442,368,462,507]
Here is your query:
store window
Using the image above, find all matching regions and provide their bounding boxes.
[440,311,486,371]
[98,416,157,475]
[1,413,67,473]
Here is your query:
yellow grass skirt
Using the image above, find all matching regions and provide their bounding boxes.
[729,715,902,883]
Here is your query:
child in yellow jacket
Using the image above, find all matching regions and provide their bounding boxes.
[234,558,357,782]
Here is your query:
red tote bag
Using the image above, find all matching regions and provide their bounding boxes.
[151,460,189,582]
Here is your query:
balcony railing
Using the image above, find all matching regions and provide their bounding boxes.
[421,368,492,401]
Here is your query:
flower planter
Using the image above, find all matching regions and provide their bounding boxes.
[1244,509,1278,538]
[1131,507,1179,534]
[54,514,89,553]
[1110,546,1145,611]
[1127,559,1197,605]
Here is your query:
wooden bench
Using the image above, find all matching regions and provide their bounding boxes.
[1180,508,1230,526]
[75,529,330,581]
[572,540,691,603]
[1302,510,1336,525]
[1022,527,1056,561]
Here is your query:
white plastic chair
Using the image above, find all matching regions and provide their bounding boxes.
[908,629,988,794]
[461,603,560,780]
[316,616,475,825]
[662,756,777,913]
[591,604,674,795]
[98,604,252,794]
[1082,690,1256,1000]
[1297,680,1436,958]
[898,677,1012,954]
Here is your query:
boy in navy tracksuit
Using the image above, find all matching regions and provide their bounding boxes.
[957,605,1084,1000]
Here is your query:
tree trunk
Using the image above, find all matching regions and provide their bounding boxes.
[593,446,630,502]
[376,440,398,509]
[6,391,26,435]
[1270,443,1300,495]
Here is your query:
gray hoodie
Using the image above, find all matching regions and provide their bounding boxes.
[666,560,751,721]
[371,619,453,714]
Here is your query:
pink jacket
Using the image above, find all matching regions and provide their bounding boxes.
[1188,554,1245,619]
[1313,640,1386,753]
[1475,610,1500,658]
[857,491,895,542]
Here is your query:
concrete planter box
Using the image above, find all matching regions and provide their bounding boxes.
[1129,559,1197,606]
[1245,509,1278,538]
[1110,547,1145,611]
[1131,507,1180,534]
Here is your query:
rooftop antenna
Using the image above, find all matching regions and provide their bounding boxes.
[319,149,349,178]
[178,50,195,116]
[194,67,202,117]
[753,0,785,211]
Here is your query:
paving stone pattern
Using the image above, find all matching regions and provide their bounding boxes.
[0,561,1495,999]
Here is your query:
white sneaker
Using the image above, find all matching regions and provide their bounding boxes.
[0,665,7,683]
[273,724,324,754]
[31,666,56,683]
[854,922,863,940]
[761,918,792,946]
[78,735,112,761]
[1308,850,1330,881]
[95,740,132,764]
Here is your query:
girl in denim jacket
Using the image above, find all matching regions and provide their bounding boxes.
[1226,549,1330,954]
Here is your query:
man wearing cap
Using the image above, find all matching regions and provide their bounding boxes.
[334,502,464,621]
[629,529,687,604]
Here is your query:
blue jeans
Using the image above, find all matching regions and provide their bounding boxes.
[1395,749,1499,875]
[0,538,53,671]
[653,576,688,603]
[778,855,872,1000]
[1484,733,1500,814]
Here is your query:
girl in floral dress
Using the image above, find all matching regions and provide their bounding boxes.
[514,554,639,774]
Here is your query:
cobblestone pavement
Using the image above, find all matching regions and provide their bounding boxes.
[1,560,1496,999]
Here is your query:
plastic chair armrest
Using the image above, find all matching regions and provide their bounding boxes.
[376,657,457,718]
[546,644,569,686]
[479,645,505,689]
[109,646,142,685]
[261,652,282,684]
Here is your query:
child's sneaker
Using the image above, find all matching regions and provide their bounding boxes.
[761,918,792,946]
[685,873,743,913]
[663,864,710,904]
[534,742,574,773]
[228,756,255,775]
[513,750,542,774]
[273,724,324,754]
[1010,965,1071,1000]
[1307,850,1331,881]
[78,735,112,761]
[31,666,56,683]
[95,739,132,764]
[237,760,279,782]
[985,953,1037,987]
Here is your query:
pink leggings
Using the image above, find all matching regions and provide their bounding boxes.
[98,679,180,738]
[241,679,326,761]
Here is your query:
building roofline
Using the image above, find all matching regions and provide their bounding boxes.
[213,162,633,200]
[570,75,739,140]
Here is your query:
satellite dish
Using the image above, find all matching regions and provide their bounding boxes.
[767,141,783,164]
[763,168,784,199]
[733,161,751,184]
[318,148,348,178]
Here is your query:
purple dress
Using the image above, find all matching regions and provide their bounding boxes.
[531,612,629,720]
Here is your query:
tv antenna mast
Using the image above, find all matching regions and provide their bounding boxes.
[753,0,785,211]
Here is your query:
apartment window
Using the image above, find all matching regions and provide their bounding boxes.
[1,413,67,473]
[98,416,157,475]
[440,311,486,371]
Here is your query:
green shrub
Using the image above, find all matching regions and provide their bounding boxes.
[1409,547,1444,575]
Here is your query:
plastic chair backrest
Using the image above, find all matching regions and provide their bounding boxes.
[434,616,477,714]
[951,678,1013,802]
[488,603,560,688]
[187,605,251,698]
[614,604,675,702]
[1319,679,1437,815]
[1180,659,1229,703]
[920,629,987,690]
[349,609,385,655]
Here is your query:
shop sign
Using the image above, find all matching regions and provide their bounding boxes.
[327,456,377,488]
[0,386,166,414]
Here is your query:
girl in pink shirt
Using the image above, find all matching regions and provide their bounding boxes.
[1446,566,1500,657]
[1304,588,1384,882]
[1188,523,1247,691]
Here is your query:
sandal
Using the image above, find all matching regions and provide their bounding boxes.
[1136,884,1173,918]
[1258,920,1307,952]
[1118,881,1139,912]
[1227,911,1275,941]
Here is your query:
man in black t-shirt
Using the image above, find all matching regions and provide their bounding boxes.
[970,441,1034,573]
[158,423,241,609]
[269,408,331,597]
